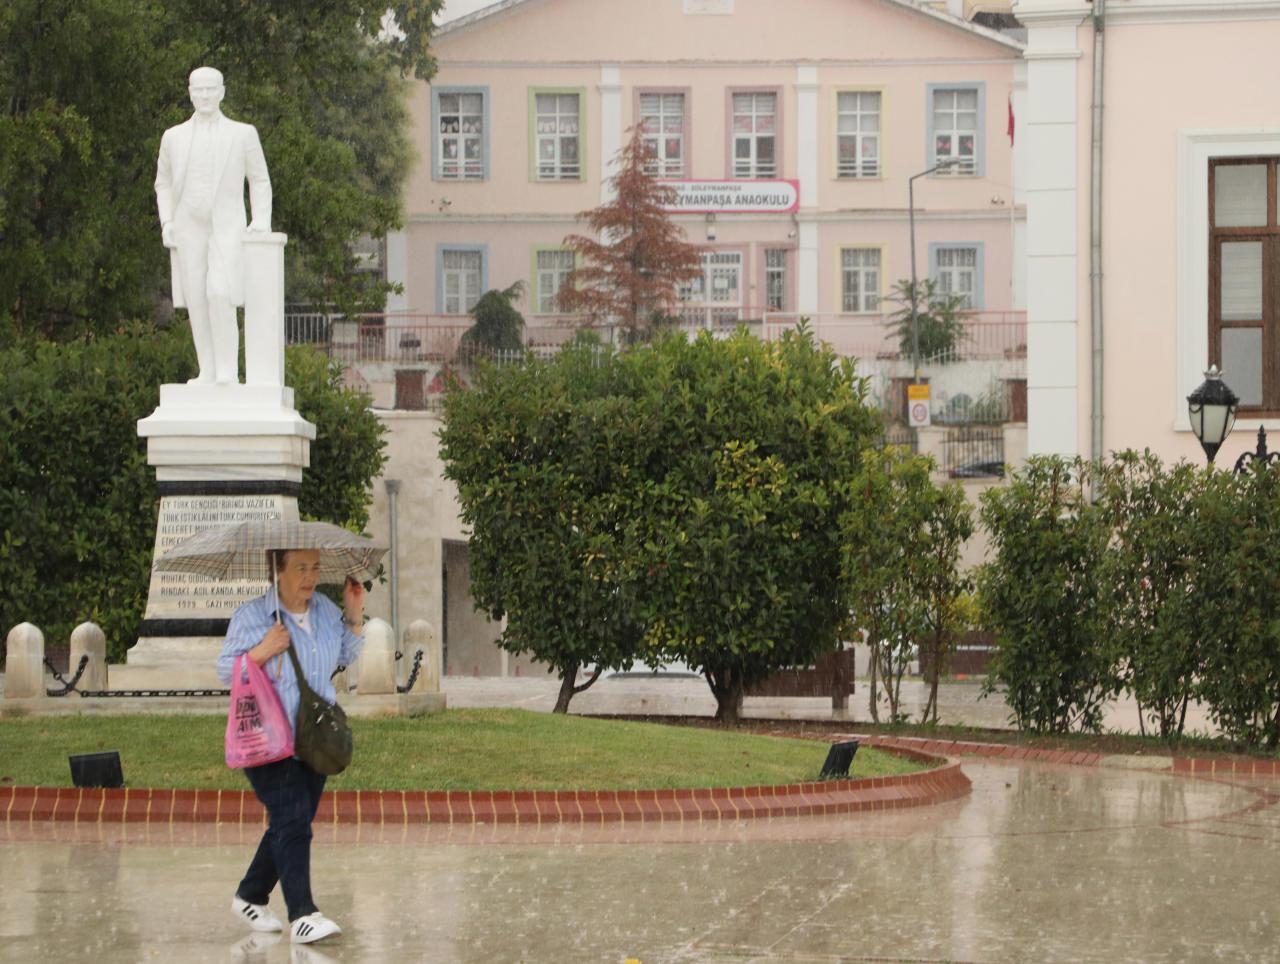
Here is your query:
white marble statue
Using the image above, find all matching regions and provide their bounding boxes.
[155,66,272,385]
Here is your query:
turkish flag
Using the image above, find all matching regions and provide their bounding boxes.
[1007,95,1015,146]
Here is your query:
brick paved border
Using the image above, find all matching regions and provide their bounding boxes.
[857,733,1280,778]
[1171,756,1280,777]
[0,746,969,826]
[854,734,1103,767]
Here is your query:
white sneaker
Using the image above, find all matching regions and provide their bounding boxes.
[290,912,341,945]
[231,896,284,933]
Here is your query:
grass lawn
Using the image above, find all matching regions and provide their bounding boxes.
[0,708,923,791]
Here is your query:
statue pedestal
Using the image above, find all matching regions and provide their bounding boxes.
[126,232,316,687]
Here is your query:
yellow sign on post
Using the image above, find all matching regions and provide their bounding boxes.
[907,383,931,428]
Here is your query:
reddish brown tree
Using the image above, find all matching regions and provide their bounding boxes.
[558,128,704,342]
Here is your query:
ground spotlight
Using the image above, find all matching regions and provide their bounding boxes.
[69,751,124,788]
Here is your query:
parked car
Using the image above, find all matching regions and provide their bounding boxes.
[948,460,1005,479]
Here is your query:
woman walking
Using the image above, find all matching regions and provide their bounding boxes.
[217,547,365,945]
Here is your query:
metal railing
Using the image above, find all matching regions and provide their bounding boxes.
[761,311,1026,363]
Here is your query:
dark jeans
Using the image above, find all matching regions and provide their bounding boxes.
[237,758,327,922]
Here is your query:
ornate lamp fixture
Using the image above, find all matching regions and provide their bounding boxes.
[1186,366,1239,465]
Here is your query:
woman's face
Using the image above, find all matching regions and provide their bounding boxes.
[276,549,322,610]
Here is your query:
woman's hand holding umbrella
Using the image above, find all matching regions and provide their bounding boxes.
[248,623,291,667]
[342,577,366,631]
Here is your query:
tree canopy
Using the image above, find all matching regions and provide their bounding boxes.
[441,326,881,719]
[558,128,704,342]
[0,0,442,341]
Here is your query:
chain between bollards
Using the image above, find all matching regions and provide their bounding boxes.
[43,654,90,697]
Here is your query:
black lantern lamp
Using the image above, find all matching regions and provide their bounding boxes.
[1187,365,1239,465]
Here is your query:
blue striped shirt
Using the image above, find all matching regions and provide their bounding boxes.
[217,590,364,735]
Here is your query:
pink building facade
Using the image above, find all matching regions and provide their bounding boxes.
[385,0,1025,376]
[1017,0,1280,465]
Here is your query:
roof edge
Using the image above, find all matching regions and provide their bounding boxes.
[437,0,1025,50]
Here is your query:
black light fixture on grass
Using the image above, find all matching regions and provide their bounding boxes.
[69,751,124,788]
[1187,365,1239,465]
[819,740,859,779]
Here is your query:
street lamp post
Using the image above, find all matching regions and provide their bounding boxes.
[1186,365,1239,465]
[908,158,960,384]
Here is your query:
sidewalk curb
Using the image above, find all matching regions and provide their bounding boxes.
[0,744,969,826]
[852,734,1280,777]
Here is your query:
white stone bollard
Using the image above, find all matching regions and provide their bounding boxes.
[69,622,109,692]
[402,620,441,694]
[356,617,397,695]
[5,623,46,700]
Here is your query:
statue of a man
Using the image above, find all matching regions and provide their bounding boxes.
[155,66,271,385]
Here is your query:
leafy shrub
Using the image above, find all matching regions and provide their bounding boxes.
[978,456,1116,732]
[1095,451,1209,741]
[1191,462,1280,749]
[887,278,969,362]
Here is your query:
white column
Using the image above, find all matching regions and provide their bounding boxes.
[795,66,821,316]
[795,66,819,210]
[798,220,819,315]
[1018,11,1088,456]
[599,65,623,202]
[385,230,409,313]
[242,231,288,388]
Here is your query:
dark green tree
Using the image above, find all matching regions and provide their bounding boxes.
[440,340,649,712]
[623,328,880,721]
[887,278,969,362]
[459,282,527,357]
[0,0,442,340]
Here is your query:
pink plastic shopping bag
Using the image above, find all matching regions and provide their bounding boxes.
[225,654,295,769]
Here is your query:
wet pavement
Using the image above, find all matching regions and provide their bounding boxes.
[2,760,1277,963]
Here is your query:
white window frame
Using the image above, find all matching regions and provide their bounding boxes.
[438,246,485,315]
[535,249,576,314]
[638,91,686,178]
[765,249,788,311]
[930,244,983,309]
[928,84,984,177]
[840,248,881,314]
[532,90,583,181]
[681,251,744,305]
[434,88,487,181]
[730,90,778,179]
[837,91,881,179]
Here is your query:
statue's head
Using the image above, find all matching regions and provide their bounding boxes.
[188,66,225,117]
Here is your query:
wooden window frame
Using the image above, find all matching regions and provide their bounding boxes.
[1208,156,1280,414]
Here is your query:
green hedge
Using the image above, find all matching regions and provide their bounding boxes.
[980,451,1280,749]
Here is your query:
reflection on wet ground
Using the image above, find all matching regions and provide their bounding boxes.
[1,761,1277,963]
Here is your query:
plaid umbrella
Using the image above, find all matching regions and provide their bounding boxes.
[154,519,386,584]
